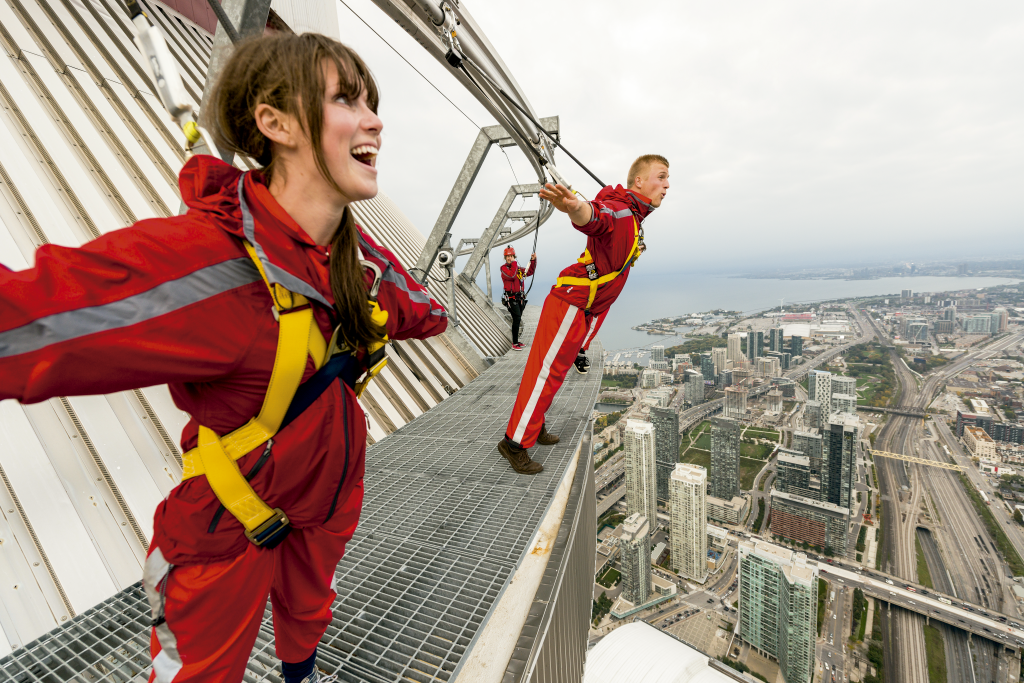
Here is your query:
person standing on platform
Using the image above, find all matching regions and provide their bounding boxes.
[500,246,536,350]
[497,155,670,475]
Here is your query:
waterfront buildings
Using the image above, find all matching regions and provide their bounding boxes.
[739,540,818,683]
[625,420,658,531]
[724,386,748,420]
[652,345,665,364]
[684,369,705,406]
[670,464,708,582]
[619,514,652,605]
[651,407,680,502]
[709,417,741,499]
[641,368,661,388]
[901,289,913,299]
[727,333,743,362]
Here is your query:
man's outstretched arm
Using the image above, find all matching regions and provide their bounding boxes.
[538,183,594,227]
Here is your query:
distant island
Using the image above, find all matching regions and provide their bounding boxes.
[737,257,1024,281]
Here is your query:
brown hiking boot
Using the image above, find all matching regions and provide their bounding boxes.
[537,424,560,445]
[498,438,544,475]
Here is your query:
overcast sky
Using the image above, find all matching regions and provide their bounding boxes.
[332,0,1024,285]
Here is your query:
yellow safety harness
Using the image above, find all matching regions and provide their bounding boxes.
[554,217,643,311]
[180,242,389,548]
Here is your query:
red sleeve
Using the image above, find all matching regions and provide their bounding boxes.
[571,199,629,236]
[0,218,264,403]
[524,258,536,277]
[356,230,447,340]
[500,264,516,290]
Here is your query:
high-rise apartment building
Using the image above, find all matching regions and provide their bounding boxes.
[724,386,748,420]
[966,315,993,335]
[822,415,860,509]
[775,448,818,499]
[651,407,680,502]
[768,327,784,353]
[831,394,856,416]
[757,357,781,378]
[652,345,665,363]
[792,430,823,490]
[727,333,743,362]
[619,513,652,606]
[624,420,658,530]
[831,375,856,398]
[712,347,728,376]
[809,370,833,423]
[804,400,822,429]
[766,389,784,414]
[746,331,764,361]
[790,336,803,357]
[943,306,957,322]
[670,464,708,582]
[701,353,716,384]
[901,289,913,299]
[684,370,705,406]
[709,417,741,499]
[992,308,1009,335]
[739,540,818,683]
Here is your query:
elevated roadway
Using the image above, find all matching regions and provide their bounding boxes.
[820,563,1024,650]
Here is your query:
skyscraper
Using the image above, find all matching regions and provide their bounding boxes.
[789,335,803,357]
[727,333,743,362]
[624,419,658,530]
[943,306,957,322]
[652,345,665,363]
[809,370,833,423]
[768,327,784,353]
[724,386,748,420]
[670,464,708,582]
[651,407,680,502]
[804,400,822,429]
[739,540,818,683]
[822,415,860,509]
[700,353,716,384]
[709,417,740,499]
[684,370,704,406]
[619,513,652,605]
[712,347,727,376]
[830,375,856,398]
[792,430,823,492]
[746,331,764,362]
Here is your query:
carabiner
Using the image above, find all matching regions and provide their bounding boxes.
[360,260,383,300]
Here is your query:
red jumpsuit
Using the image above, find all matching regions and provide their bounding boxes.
[0,156,447,682]
[500,257,535,346]
[505,186,652,448]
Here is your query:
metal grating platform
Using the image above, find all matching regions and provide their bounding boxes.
[0,306,604,682]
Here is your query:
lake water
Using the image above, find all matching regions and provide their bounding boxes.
[595,273,1019,351]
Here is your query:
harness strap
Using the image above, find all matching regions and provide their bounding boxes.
[554,218,641,311]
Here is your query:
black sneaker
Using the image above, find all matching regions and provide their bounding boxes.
[574,352,590,374]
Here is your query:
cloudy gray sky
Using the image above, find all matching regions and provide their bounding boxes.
[333,0,1024,285]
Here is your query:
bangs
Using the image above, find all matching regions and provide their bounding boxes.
[323,44,380,114]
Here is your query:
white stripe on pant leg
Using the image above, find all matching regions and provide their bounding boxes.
[512,305,579,444]
[144,548,183,682]
[582,314,600,348]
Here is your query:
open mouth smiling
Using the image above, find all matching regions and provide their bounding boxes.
[351,144,378,167]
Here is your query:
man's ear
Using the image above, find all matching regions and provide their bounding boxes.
[254,103,299,150]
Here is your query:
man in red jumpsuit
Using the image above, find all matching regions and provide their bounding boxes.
[497,155,670,474]
[499,246,536,349]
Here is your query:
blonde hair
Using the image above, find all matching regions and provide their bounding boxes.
[626,154,669,189]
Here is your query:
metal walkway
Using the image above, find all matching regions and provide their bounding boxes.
[0,308,603,683]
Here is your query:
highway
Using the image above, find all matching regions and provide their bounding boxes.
[864,307,1024,683]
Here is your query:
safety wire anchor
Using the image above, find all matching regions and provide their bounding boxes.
[125,0,223,159]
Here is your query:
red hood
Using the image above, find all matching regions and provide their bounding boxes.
[595,185,655,222]
[178,155,335,309]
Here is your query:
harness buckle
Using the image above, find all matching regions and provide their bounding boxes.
[244,508,291,548]
[585,263,599,281]
[355,347,388,398]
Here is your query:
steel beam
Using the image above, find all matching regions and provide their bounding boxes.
[869,450,963,471]
[461,183,542,281]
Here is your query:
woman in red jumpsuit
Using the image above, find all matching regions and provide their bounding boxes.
[0,35,446,683]
[499,246,536,349]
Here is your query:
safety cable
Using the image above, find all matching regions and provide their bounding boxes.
[459,53,607,188]
[204,0,240,44]
[335,0,483,131]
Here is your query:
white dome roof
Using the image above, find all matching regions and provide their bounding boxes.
[583,622,736,683]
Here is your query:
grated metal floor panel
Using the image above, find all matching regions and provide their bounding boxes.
[0,306,604,682]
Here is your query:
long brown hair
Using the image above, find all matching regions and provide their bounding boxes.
[208,33,385,349]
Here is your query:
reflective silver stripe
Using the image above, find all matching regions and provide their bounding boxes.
[586,201,599,224]
[143,548,183,683]
[0,258,261,359]
[598,207,633,219]
[361,235,446,317]
[237,175,332,309]
[357,233,388,264]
